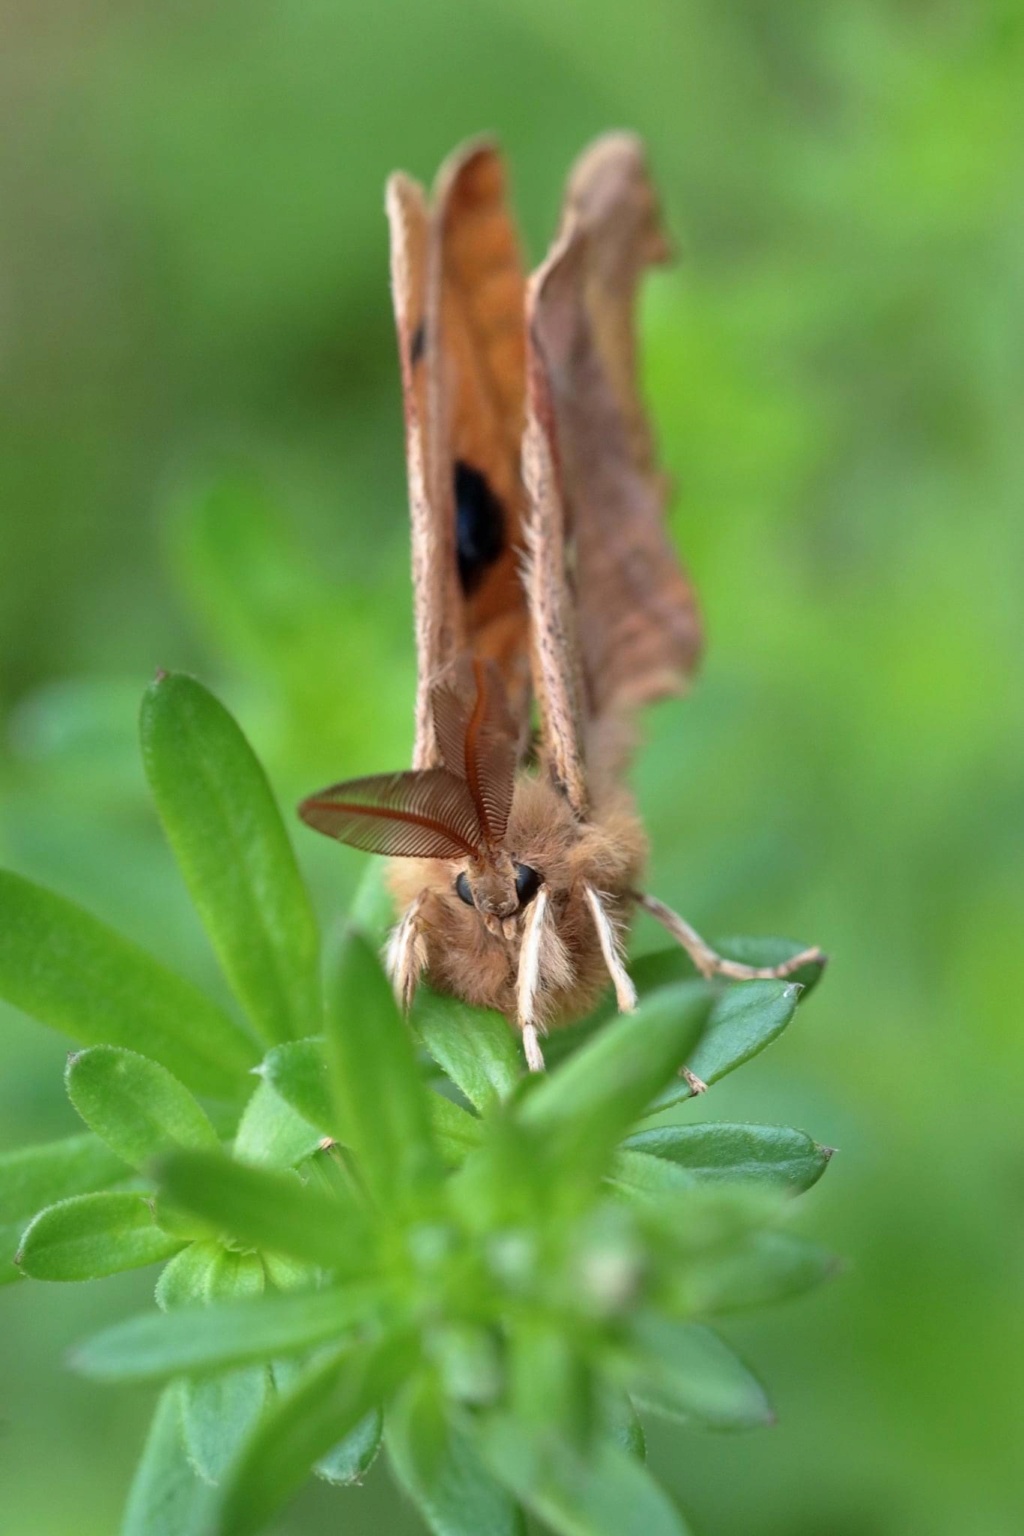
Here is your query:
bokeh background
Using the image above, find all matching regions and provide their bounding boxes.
[2,2,1023,1532]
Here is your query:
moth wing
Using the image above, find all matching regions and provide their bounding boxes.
[521,298,589,815]
[387,144,530,770]
[528,134,702,755]
[386,171,462,770]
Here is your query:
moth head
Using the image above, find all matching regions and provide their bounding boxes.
[453,851,542,935]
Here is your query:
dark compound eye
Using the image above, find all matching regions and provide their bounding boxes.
[454,871,475,907]
[514,863,541,907]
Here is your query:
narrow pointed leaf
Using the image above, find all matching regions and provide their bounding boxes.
[154,1149,372,1271]
[624,1318,772,1429]
[544,939,823,1068]
[349,859,395,944]
[327,930,441,1208]
[74,1281,377,1382]
[140,672,321,1046]
[264,1035,482,1167]
[518,981,711,1174]
[121,1385,212,1536]
[181,1250,269,1484]
[262,1037,333,1133]
[429,1093,483,1165]
[156,1240,221,1312]
[214,1341,409,1536]
[66,1046,219,1171]
[648,980,803,1113]
[388,1379,526,1536]
[0,869,256,1099]
[682,1231,838,1314]
[0,1133,129,1283]
[17,1192,183,1280]
[314,1408,383,1485]
[232,1079,322,1169]
[481,1419,690,1536]
[619,1124,832,1194]
[412,989,521,1112]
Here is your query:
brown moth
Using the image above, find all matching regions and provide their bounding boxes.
[300,135,821,1072]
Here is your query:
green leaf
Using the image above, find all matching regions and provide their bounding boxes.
[263,1035,479,1168]
[481,1419,690,1536]
[74,1280,377,1382]
[412,989,521,1113]
[140,672,321,1047]
[388,1378,526,1536]
[261,1038,333,1132]
[618,1124,832,1194]
[17,1192,183,1280]
[624,1318,773,1429]
[543,940,823,1069]
[428,1093,483,1166]
[647,980,803,1113]
[213,1340,409,1536]
[518,982,712,1177]
[65,1046,219,1171]
[264,1035,480,1168]
[121,1385,212,1536]
[180,1250,270,1484]
[0,1133,129,1284]
[156,1240,222,1311]
[349,858,395,945]
[327,930,441,1209]
[315,1408,383,1485]
[0,869,257,1099]
[154,1149,372,1272]
[682,1231,838,1313]
[232,1078,322,1169]
[600,1390,646,1462]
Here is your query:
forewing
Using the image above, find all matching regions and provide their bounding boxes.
[521,318,589,816]
[386,172,462,770]
[387,145,532,774]
[529,134,702,735]
[298,770,483,859]
[434,143,531,726]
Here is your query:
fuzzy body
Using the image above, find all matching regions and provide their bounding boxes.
[389,770,646,1025]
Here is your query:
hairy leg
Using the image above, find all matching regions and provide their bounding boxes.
[385,891,428,1010]
[583,883,637,1013]
[634,892,823,980]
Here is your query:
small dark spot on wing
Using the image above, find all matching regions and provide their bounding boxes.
[455,460,505,595]
[410,320,426,366]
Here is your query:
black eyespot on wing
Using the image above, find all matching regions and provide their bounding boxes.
[454,871,475,907]
[454,460,505,595]
[514,864,541,908]
[410,320,426,366]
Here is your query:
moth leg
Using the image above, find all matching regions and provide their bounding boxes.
[521,1023,546,1074]
[634,892,823,981]
[680,1066,709,1095]
[583,883,637,1014]
[385,891,429,1011]
[517,886,551,1072]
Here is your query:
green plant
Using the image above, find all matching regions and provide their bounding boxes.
[0,672,832,1536]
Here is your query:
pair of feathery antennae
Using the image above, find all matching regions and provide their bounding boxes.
[299,657,516,863]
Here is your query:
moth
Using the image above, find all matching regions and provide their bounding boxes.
[300,135,821,1072]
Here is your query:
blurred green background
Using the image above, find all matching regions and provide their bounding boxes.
[2,2,1022,1532]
